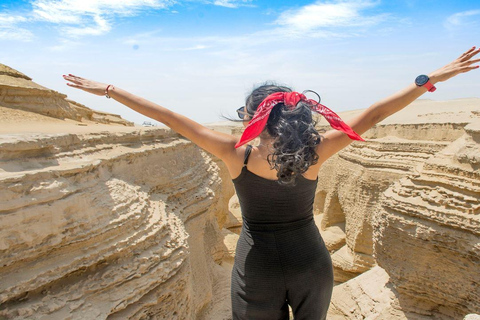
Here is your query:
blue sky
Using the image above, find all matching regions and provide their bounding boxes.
[1,0,479,125]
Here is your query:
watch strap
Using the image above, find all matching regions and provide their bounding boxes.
[424,80,436,92]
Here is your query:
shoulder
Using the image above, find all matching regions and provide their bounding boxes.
[223,144,251,179]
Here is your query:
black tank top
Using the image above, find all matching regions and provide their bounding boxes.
[232,145,318,224]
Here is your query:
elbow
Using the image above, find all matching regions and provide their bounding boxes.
[371,110,387,126]
[370,115,381,127]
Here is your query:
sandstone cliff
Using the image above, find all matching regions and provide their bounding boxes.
[320,99,480,319]
[0,127,232,319]
[0,65,231,319]
[0,64,133,126]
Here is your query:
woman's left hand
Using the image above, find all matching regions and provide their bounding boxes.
[429,46,480,83]
[63,74,108,96]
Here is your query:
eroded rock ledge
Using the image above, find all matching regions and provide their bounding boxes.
[0,64,133,126]
[321,100,480,319]
[0,128,230,319]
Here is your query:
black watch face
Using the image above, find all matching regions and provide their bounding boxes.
[415,75,429,86]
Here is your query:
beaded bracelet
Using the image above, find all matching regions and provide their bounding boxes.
[105,84,114,98]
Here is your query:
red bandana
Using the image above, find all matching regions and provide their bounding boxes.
[235,91,365,148]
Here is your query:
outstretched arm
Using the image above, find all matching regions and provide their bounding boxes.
[316,46,480,164]
[62,75,238,162]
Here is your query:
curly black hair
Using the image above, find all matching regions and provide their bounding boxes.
[245,82,324,186]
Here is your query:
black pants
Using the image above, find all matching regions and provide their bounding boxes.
[231,217,334,320]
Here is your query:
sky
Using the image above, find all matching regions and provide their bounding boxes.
[0,0,479,125]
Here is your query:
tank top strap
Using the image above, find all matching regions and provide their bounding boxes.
[243,145,253,167]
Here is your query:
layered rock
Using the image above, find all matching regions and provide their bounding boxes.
[324,99,480,319]
[0,64,133,126]
[0,128,229,319]
[316,136,451,282]
[327,266,408,319]
[371,121,480,319]
[0,63,236,320]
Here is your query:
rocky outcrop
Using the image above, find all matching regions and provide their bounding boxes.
[0,64,236,320]
[327,266,407,319]
[0,63,133,126]
[371,121,480,319]
[316,136,451,282]
[323,99,480,319]
[0,128,229,319]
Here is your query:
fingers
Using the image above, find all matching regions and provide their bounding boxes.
[63,74,86,82]
[66,79,83,86]
[457,58,480,70]
[62,74,106,96]
[458,46,480,62]
[67,74,85,80]
[63,74,85,88]
[63,74,80,81]
[66,82,81,88]
[467,48,480,60]
[459,65,480,73]
[458,57,480,72]
[63,74,84,86]
[458,46,476,59]
[462,58,480,66]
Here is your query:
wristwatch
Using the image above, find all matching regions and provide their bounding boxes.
[415,75,436,92]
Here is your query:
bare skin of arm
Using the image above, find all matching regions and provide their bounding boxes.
[313,46,480,168]
[62,77,247,176]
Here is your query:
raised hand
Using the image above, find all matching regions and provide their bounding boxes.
[63,74,108,96]
[430,46,480,83]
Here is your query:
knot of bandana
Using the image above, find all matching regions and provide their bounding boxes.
[234,91,365,148]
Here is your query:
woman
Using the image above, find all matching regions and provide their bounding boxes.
[64,46,479,319]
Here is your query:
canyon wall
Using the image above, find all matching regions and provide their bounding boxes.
[0,127,232,319]
[0,65,231,319]
[321,100,480,319]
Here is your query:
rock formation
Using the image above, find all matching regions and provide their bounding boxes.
[0,65,231,319]
[0,63,133,126]
[370,120,480,318]
[322,99,480,319]
[0,128,231,319]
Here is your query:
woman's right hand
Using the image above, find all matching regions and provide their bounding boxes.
[63,74,108,96]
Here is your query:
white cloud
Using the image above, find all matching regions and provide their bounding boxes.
[0,14,34,41]
[445,10,480,29]
[212,0,253,8]
[63,15,111,37]
[2,0,388,42]
[30,0,175,37]
[275,0,388,35]
[120,1,392,51]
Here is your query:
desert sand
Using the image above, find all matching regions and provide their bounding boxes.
[1,64,479,319]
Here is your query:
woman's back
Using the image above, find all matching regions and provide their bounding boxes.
[232,145,318,224]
